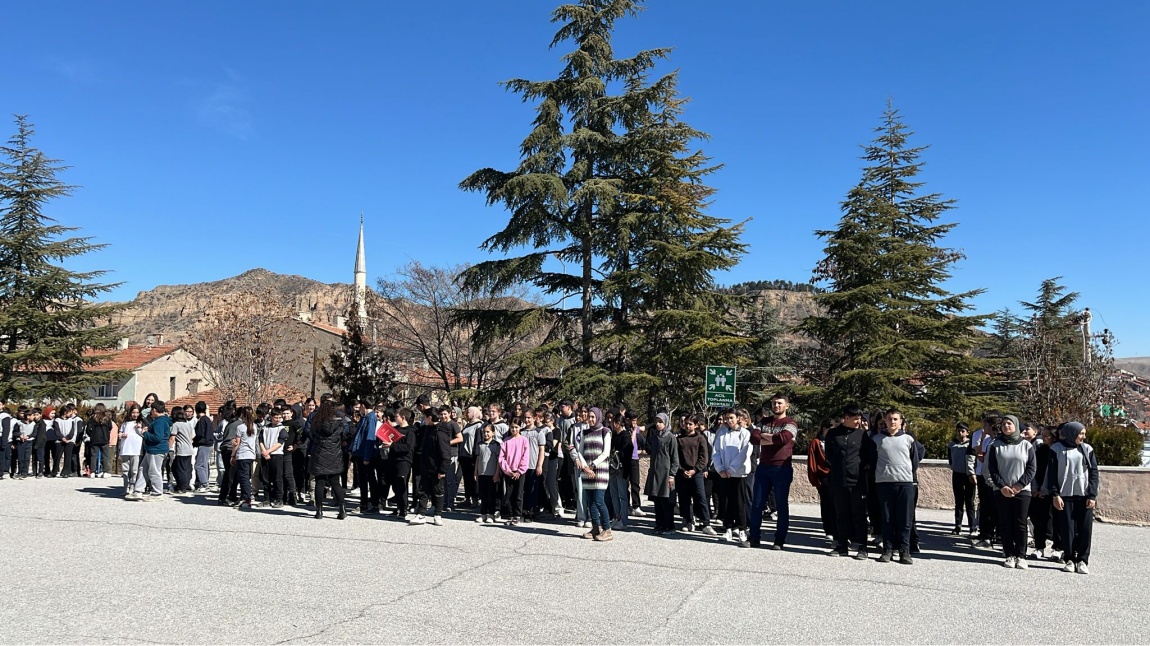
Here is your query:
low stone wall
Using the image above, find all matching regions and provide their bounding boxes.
[637,456,1150,526]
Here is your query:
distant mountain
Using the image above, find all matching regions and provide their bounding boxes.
[107,268,354,344]
[1117,357,1150,379]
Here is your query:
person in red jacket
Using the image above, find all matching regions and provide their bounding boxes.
[748,393,798,549]
[808,418,835,544]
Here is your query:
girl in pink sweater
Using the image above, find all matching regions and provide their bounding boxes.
[498,420,530,526]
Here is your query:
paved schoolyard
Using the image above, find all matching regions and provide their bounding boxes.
[0,478,1145,644]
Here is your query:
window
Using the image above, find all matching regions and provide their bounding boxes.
[169,376,176,400]
[96,383,120,399]
[188,379,201,395]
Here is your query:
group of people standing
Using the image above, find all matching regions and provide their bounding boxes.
[1,393,1100,571]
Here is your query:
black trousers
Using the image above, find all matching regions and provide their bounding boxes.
[389,462,411,516]
[69,442,82,475]
[0,442,9,476]
[502,474,524,519]
[291,449,309,498]
[877,482,914,551]
[1059,496,1093,564]
[172,455,193,492]
[357,455,381,509]
[217,449,237,503]
[865,473,881,537]
[977,478,998,540]
[48,439,65,475]
[951,472,976,531]
[459,456,477,504]
[313,473,345,510]
[1029,494,1054,550]
[543,457,560,514]
[675,472,710,526]
[283,451,298,502]
[996,492,1031,558]
[830,482,868,549]
[236,459,254,502]
[262,454,284,503]
[559,457,576,510]
[523,469,541,516]
[816,483,834,537]
[418,474,445,516]
[478,474,497,515]
[653,496,675,531]
[720,476,748,530]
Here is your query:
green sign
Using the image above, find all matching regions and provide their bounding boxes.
[704,365,736,407]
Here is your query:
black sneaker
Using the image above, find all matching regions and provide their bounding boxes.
[878,550,893,563]
[899,550,914,565]
[853,547,869,561]
[949,526,961,536]
[828,547,849,557]
[769,543,784,551]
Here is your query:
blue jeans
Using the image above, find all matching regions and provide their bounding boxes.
[608,472,629,525]
[749,463,793,546]
[583,488,609,528]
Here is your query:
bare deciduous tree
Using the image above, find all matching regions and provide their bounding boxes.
[182,292,308,406]
[374,262,536,397]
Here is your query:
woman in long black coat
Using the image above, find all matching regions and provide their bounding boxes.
[309,401,349,519]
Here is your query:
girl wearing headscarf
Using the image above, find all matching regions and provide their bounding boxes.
[578,407,613,541]
[986,414,1036,569]
[1041,421,1099,574]
[644,413,679,535]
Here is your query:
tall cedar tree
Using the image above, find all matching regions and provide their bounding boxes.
[797,105,994,420]
[460,0,746,409]
[322,305,397,409]
[0,116,124,402]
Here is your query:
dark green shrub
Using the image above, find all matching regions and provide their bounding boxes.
[908,419,955,460]
[1087,425,1143,466]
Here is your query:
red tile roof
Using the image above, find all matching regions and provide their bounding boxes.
[85,345,179,372]
[301,320,347,337]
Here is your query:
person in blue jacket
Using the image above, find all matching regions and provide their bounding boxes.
[350,399,381,514]
[134,401,171,501]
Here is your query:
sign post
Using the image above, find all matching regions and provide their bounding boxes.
[704,365,736,408]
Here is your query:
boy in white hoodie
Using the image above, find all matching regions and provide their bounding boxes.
[712,409,753,547]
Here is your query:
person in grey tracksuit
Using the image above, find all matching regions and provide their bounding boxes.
[1041,421,1099,573]
[987,414,1036,568]
[864,409,919,564]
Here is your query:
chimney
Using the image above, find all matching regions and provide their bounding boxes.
[335,315,347,331]
[145,335,156,347]
[298,310,312,323]
[117,337,130,350]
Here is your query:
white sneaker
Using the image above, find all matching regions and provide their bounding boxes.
[556,509,568,519]
[631,507,646,517]
[1076,562,1089,575]
[431,516,443,526]
[721,529,732,542]
[474,515,484,523]
[701,526,717,536]
[679,524,693,533]
[1015,558,1029,570]
[1002,557,1016,568]
[1062,561,1076,573]
[408,515,427,525]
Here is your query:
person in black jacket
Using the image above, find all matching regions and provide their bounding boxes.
[85,404,115,478]
[382,407,416,519]
[191,401,215,492]
[309,401,350,520]
[825,404,871,559]
[409,408,452,525]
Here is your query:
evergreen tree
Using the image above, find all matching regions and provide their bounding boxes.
[0,116,124,402]
[460,0,746,408]
[991,277,1120,424]
[322,306,397,408]
[797,104,994,420]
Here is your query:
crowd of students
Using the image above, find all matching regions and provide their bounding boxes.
[0,392,1099,571]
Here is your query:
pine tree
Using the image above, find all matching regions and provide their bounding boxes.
[460,0,746,408]
[322,306,397,408]
[797,104,994,420]
[0,116,124,402]
[991,277,1120,424]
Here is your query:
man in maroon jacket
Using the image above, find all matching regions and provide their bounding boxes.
[748,393,798,549]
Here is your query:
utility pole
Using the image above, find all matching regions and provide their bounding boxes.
[1081,307,1092,364]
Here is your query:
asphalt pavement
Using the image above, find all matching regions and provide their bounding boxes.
[0,477,1145,644]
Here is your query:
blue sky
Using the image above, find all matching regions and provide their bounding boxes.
[4,1,1148,355]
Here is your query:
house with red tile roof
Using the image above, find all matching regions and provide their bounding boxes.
[81,340,213,410]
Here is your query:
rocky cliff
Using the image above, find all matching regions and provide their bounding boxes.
[108,269,354,343]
